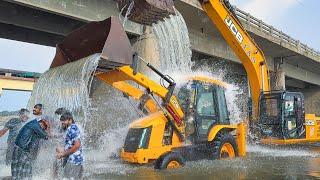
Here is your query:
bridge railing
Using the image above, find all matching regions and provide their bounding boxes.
[234,7,320,58]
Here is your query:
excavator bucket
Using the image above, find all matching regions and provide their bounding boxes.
[50,16,133,70]
[117,0,175,25]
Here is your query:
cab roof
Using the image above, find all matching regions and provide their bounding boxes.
[188,76,228,88]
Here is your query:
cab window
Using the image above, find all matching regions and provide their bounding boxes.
[216,87,229,124]
[196,86,216,116]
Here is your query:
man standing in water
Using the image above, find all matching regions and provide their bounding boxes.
[11,116,50,179]
[56,112,84,179]
[32,104,43,120]
[0,109,30,165]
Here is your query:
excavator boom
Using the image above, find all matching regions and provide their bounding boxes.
[199,0,270,112]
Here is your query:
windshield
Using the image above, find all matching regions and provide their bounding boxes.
[259,94,282,125]
[177,82,196,114]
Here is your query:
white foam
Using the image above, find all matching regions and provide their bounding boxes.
[247,144,319,157]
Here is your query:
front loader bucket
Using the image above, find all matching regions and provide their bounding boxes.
[117,0,175,25]
[50,16,133,69]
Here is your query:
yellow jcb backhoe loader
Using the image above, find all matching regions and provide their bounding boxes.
[50,16,246,169]
[120,0,320,146]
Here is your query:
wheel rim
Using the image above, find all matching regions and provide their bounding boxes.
[220,143,235,158]
[167,160,181,169]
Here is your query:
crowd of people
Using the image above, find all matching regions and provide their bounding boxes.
[0,104,84,179]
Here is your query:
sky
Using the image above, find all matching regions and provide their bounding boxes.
[0,0,319,111]
[229,0,320,51]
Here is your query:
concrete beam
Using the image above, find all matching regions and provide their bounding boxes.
[0,22,63,46]
[9,0,143,35]
[189,28,238,62]
[286,78,306,89]
[0,0,85,36]
[0,76,34,96]
[283,62,320,86]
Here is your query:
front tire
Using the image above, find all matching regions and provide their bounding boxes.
[154,152,185,170]
[210,132,239,159]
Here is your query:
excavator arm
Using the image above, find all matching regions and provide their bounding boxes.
[198,0,270,113]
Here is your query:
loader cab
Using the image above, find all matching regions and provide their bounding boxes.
[259,91,305,139]
[177,78,230,143]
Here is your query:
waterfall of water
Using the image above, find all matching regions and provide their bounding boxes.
[120,0,134,27]
[152,10,243,124]
[152,10,193,75]
[28,54,99,122]
[27,54,100,177]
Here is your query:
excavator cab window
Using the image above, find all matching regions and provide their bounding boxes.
[259,92,305,139]
[282,92,305,139]
[259,93,283,138]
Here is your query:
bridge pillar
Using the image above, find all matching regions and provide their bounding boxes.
[271,57,286,91]
[303,87,320,116]
[132,26,160,77]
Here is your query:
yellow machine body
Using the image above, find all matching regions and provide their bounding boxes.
[119,76,247,164]
[260,114,320,145]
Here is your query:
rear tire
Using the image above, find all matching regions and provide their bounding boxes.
[154,152,185,170]
[210,132,239,159]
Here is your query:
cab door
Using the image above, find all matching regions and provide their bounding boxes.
[194,83,219,142]
[283,93,305,139]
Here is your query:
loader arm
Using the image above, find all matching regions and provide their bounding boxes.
[96,72,159,114]
[199,0,271,116]
[96,65,185,140]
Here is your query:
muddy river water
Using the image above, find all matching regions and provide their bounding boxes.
[85,145,320,179]
[1,135,320,180]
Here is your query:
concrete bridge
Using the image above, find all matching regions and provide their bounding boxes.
[0,0,319,114]
[0,68,39,96]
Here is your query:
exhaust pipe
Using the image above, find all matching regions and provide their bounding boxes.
[50,16,133,70]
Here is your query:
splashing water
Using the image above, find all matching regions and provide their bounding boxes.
[26,54,100,177]
[152,10,193,75]
[28,54,100,121]
[247,144,318,157]
[151,10,244,124]
[24,52,142,178]
[119,0,134,27]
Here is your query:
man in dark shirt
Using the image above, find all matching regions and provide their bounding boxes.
[0,108,29,165]
[11,116,50,180]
